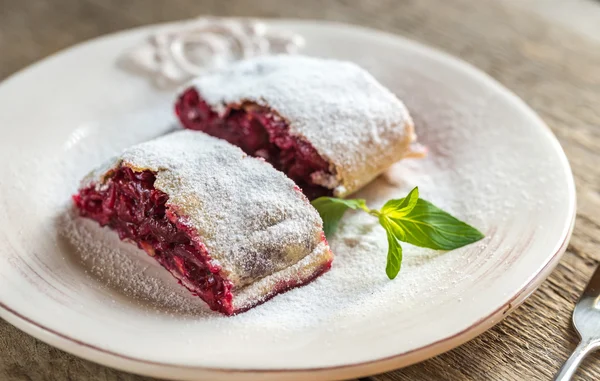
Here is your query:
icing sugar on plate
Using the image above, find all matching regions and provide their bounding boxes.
[54,98,496,326]
[54,82,544,328]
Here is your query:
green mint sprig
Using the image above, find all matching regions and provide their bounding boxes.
[311,187,484,279]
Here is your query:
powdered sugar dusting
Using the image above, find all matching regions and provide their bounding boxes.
[189,55,418,197]
[89,130,326,292]
[33,60,566,333]
[58,132,492,325]
[49,67,552,327]
[49,113,480,325]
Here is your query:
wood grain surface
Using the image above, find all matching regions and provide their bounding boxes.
[1,0,600,380]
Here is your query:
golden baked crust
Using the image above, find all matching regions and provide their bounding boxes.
[80,130,333,313]
[186,55,423,198]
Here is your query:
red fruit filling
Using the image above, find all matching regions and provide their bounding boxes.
[175,88,335,200]
[73,167,235,315]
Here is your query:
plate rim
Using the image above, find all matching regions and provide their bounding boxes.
[0,18,577,380]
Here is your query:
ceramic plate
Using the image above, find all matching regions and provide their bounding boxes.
[0,20,575,381]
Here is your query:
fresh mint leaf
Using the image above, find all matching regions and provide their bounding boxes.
[380,186,419,219]
[380,216,403,279]
[311,187,484,280]
[311,197,369,238]
[382,199,484,250]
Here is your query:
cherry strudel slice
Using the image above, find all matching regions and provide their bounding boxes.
[175,55,423,200]
[73,130,333,315]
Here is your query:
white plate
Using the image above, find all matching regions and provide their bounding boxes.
[0,20,575,381]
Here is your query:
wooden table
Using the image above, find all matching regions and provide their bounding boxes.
[2,1,600,380]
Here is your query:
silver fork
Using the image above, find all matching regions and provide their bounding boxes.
[555,266,600,380]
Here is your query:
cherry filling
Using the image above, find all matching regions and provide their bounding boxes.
[73,167,235,315]
[175,88,335,200]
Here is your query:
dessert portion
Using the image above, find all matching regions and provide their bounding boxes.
[73,130,333,315]
[176,55,422,200]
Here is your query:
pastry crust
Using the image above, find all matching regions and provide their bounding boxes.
[75,130,333,314]
[182,55,421,197]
